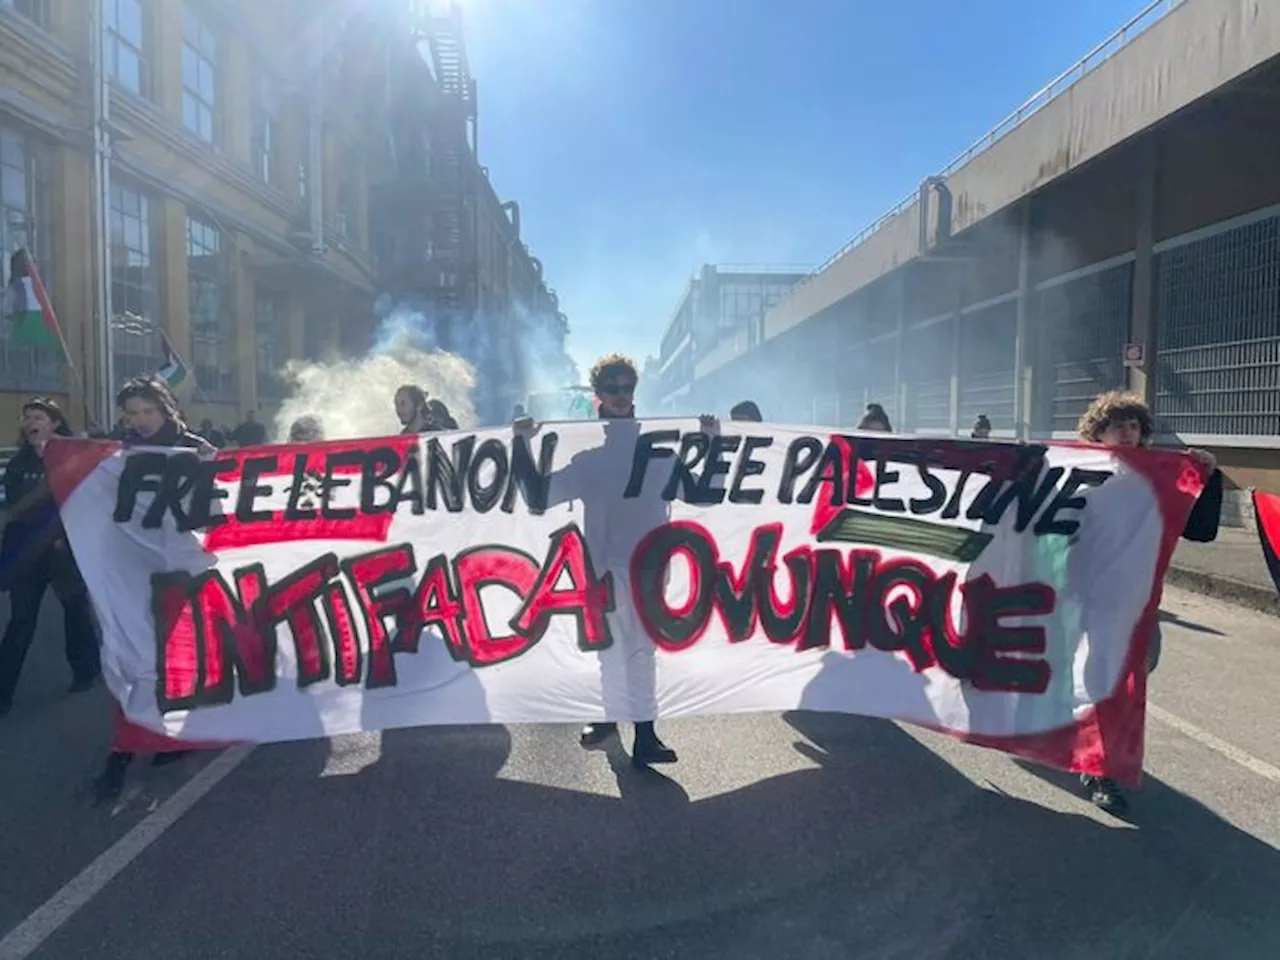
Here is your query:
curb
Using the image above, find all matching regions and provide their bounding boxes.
[1164,564,1279,616]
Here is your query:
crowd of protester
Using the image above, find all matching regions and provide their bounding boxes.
[0,362,1223,815]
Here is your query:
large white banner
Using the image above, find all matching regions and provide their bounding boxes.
[47,421,1208,782]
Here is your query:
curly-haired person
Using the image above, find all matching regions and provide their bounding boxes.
[1074,390,1223,814]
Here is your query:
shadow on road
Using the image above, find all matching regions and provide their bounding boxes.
[5,587,1277,960]
[1157,608,1226,637]
[12,703,1275,960]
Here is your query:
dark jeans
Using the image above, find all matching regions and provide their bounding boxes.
[0,549,100,707]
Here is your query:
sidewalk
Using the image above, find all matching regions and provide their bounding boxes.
[1165,526,1279,615]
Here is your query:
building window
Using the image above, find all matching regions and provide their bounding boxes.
[109,182,161,383]
[3,0,52,29]
[255,293,283,399]
[103,0,147,96]
[250,72,278,186]
[0,127,59,391]
[181,9,218,142]
[186,214,235,400]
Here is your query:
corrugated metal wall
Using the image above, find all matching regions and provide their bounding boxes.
[1156,212,1280,436]
[907,316,954,432]
[958,299,1017,432]
[1036,262,1132,435]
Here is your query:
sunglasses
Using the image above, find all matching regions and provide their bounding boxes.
[598,382,636,396]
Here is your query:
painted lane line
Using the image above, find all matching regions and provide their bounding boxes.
[0,744,255,960]
[1148,702,1280,784]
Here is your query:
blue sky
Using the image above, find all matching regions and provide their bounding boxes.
[462,0,1147,379]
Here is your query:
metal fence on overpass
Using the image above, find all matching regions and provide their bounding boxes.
[742,202,1280,448]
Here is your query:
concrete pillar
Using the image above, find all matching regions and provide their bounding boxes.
[232,235,257,413]
[153,0,184,121]
[51,146,97,426]
[1128,136,1159,410]
[323,125,339,232]
[892,270,907,429]
[49,0,86,51]
[159,198,190,364]
[278,96,305,206]
[284,294,306,362]
[948,279,964,436]
[226,33,253,165]
[1013,199,1035,440]
[354,152,369,248]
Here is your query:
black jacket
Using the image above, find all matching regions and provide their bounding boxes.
[122,422,209,450]
[0,445,70,588]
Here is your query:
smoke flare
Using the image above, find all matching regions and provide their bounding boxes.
[271,308,478,441]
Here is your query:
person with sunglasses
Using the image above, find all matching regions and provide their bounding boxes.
[515,354,677,766]
[579,355,677,760]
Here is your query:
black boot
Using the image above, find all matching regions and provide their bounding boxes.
[631,722,677,767]
[68,673,100,694]
[580,722,617,747]
[152,750,192,768]
[94,751,133,806]
[1081,773,1128,814]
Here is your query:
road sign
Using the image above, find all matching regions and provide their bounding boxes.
[1123,342,1144,368]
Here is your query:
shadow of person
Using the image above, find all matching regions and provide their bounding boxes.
[794,650,943,726]
[535,417,673,742]
[601,731,691,807]
[367,618,496,782]
[355,415,682,795]
[75,705,1280,960]
[1157,609,1225,637]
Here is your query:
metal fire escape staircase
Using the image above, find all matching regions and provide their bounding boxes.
[418,4,477,315]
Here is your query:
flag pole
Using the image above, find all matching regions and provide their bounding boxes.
[16,248,95,432]
[158,327,197,394]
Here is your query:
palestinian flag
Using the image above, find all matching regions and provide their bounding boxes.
[157,329,189,389]
[6,249,63,352]
[1253,490,1280,598]
[567,386,594,417]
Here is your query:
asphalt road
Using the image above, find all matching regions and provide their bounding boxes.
[1,587,1277,960]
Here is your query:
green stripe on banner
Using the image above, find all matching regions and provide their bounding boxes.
[816,508,994,563]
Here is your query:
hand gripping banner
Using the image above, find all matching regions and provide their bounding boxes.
[45,421,1210,786]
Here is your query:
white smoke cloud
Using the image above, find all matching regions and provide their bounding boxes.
[512,301,581,393]
[270,306,478,442]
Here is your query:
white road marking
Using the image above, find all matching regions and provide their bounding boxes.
[0,745,254,960]
[1149,702,1280,783]
[3,698,1276,957]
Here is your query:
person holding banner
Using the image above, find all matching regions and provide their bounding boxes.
[517,353,678,767]
[94,377,215,803]
[0,398,101,718]
[115,376,214,454]
[1074,390,1222,813]
[578,355,677,764]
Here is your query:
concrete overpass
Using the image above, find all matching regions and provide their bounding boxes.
[690,0,1280,508]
